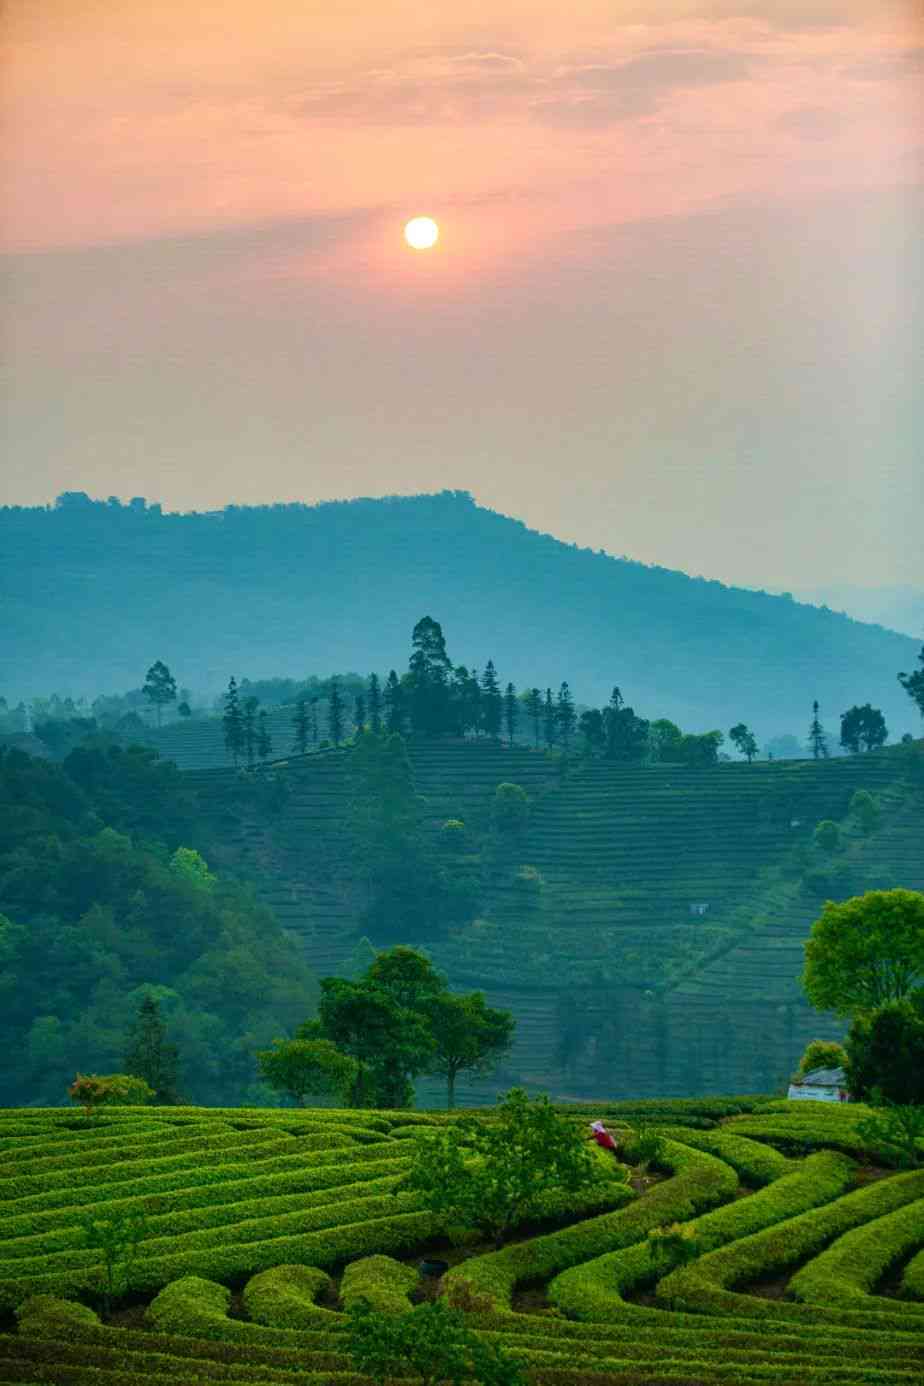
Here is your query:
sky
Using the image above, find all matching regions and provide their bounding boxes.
[2,1,922,591]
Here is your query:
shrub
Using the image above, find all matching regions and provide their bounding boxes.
[346,1299,526,1386]
[855,1101,924,1169]
[67,1073,154,1119]
[850,789,880,834]
[243,1263,336,1330]
[796,1040,848,1079]
[813,820,840,852]
[340,1255,418,1314]
[789,1196,924,1315]
[845,1000,924,1106]
[491,783,529,837]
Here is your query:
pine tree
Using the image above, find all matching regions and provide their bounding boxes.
[481,660,502,740]
[808,700,828,759]
[467,668,482,738]
[368,674,382,734]
[384,670,405,735]
[452,665,472,736]
[543,688,557,750]
[328,678,345,747]
[525,688,543,749]
[123,995,180,1104]
[142,661,177,727]
[292,696,309,755]
[257,709,273,763]
[556,681,576,751]
[242,696,259,768]
[353,691,367,736]
[503,682,518,748]
[222,677,245,766]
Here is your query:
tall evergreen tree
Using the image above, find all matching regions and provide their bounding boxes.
[328,678,345,747]
[525,688,543,749]
[384,670,405,735]
[367,674,383,735]
[503,682,518,748]
[808,700,828,759]
[242,696,259,769]
[353,691,367,735]
[452,665,473,736]
[222,676,245,766]
[481,660,502,740]
[123,995,180,1104]
[292,696,309,756]
[408,616,454,735]
[556,681,576,751]
[142,661,177,727]
[466,668,482,738]
[257,709,273,764]
[543,688,557,750]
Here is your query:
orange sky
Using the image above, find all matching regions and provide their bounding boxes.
[1,2,921,590]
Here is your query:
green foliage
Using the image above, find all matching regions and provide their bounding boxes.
[123,995,182,1104]
[855,1099,924,1169]
[812,819,840,852]
[256,1037,358,1107]
[802,888,924,1018]
[80,1210,147,1312]
[168,845,215,892]
[142,661,176,727]
[796,1039,848,1078]
[401,1088,599,1246]
[728,723,758,763]
[68,1072,154,1117]
[622,1125,665,1172]
[491,782,529,836]
[243,1263,333,1330]
[346,1298,525,1386]
[849,788,880,834]
[340,1254,417,1314]
[648,1221,700,1269]
[845,997,924,1105]
[840,703,888,754]
[898,644,924,720]
[425,991,515,1108]
[313,974,435,1108]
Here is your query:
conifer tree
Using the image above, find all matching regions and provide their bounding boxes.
[242,696,259,768]
[525,688,543,749]
[467,668,482,738]
[328,678,345,747]
[222,676,245,766]
[543,688,557,750]
[123,995,180,1104]
[142,661,177,727]
[556,681,576,751]
[368,674,382,734]
[452,666,473,736]
[292,696,309,755]
[504,682,518,748]
[481,660,502,740]
[257,709,272,764]
[384,670,405,735]
[353,691,367,736]
[808,700,828,759]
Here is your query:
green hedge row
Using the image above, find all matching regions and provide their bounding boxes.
[656,1127,790,1186]
[0,1120,178,1158]
[658,1168,924,1330]
[0,1126,227,1178]
[0,1171,407,1263]
[725,1114,878,1158]
[339,1254,418,1314]
[903,1246,924,1301]
[244,1265,339,1332]
[548,1150,854,1320]
[443,1138,738,1311]
[789,1197,924,1317]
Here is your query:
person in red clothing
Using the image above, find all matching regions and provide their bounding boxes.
[589,1120,619,1154]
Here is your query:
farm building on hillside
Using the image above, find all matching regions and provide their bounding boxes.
[787,1066,849,1103]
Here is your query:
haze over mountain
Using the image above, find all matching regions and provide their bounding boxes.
[2,490,919,742]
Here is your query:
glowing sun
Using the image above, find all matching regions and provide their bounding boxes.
[404,216,439,250]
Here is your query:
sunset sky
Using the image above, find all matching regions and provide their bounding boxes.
[2,1,921,589]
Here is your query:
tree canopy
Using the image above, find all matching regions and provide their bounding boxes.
[801,889,924,1018]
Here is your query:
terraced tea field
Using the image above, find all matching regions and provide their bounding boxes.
[1,1099,922,1384]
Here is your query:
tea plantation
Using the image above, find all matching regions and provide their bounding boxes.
[1,1098,922,1384]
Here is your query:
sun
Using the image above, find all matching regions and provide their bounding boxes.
[404,216,439,250]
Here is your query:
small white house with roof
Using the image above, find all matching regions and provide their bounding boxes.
[787,1066,849,1103]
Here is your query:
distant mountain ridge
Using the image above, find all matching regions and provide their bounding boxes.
[2,490,919,740]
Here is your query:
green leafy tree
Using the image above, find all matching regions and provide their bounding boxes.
[491,782,529,839]
[383,670,405,736]
[850,788,879,835]
[578,707,605,754]
[813,819,840,852]
[729,722,758,763]
[401,1088,598,1248]
[256,710,273,764]
[845,996,924,1106]
[408,617,454,736]
[222,676,244,766]
[796,1039,848,1078]
[503,682,518,748]
[808,700,828,759]
[177,700,191,718]
[524,688,542,749]
[649,718,683,762]
[292,696,309,755]
[604,701,650,763]
[122,995,181,1104]
[68,1072,154,1119]
[898,644,924,721]
[328,677,345,747]
[425,991,515,1108]
[80,1211,147,1314]
[169,846,216,891]
[556,681,576,751]
[257,1036,357,1106]
[365,945,446,1012]
[801,889,924,1017]
[142,661,176,727]
[346,1299,525,1386]
[368,674,382,734]
[840,703,888,754]
[480,660,502,740]
[542,688,557,750]
[676,730,723,767]
[313,976,434,1108]
[855,1099,924,1170]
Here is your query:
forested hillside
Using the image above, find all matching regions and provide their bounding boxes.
[2,490,918,739]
